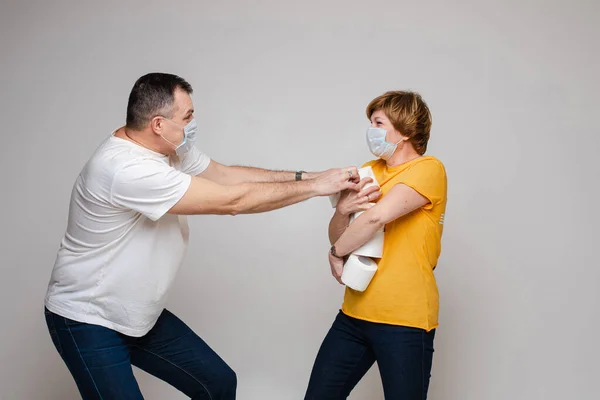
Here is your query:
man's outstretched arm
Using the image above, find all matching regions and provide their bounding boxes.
[198,160,319,185]
[170,167,359,216]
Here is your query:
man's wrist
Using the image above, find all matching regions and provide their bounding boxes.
[298,178,320,198]
[301,171,318,180]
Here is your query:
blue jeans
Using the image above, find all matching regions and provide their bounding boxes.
[44,307,236,399]
[305,311,435,400]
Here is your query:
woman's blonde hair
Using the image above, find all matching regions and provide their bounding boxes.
[366,91,432,155]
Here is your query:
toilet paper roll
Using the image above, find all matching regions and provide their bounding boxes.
[352,230,384,258]
[329,192,341,208]
[358,166,380,190]
[342,254,378,292]
[329,166,379,208]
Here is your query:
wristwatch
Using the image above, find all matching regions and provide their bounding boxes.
[295,170,307,181]
[330,245,342,258]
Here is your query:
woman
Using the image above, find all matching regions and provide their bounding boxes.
[305,91,447,399]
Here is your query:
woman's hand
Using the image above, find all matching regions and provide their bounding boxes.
[336,178,382,216]
[329,251,345,284]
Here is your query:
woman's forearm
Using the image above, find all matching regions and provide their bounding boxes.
[328,209,351,244]
[333,211,385,256]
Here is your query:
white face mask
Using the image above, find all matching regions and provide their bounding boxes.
[366,127,401,160]
[162,118,198,156]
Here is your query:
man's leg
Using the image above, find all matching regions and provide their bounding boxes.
[44,307,144,399]
[130,309,237,400]
[304,311,376,400]
[368,323,435,400]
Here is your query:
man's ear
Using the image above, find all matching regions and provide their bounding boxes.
[150,116,164,136]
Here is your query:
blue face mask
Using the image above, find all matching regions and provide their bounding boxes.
[162,118,198,156]
[366,127,401,160]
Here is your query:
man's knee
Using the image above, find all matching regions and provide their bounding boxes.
[216,364,237,392]
[193,365,237,399]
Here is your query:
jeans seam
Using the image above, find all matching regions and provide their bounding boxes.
[46,311,64,356]
[131,345,213,400]
[421,330,425,400]
[344,347,371,396]
[66,322,104,400]
[150,330,194,350]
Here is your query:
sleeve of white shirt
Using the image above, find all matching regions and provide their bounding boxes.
[110,158,192,221]
[178,145,211,176]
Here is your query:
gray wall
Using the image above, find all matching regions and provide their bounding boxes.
[1,0,598,399]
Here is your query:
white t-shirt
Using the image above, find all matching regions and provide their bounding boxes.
[45,132,211,337]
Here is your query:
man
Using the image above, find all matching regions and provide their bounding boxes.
[44,72,367,399]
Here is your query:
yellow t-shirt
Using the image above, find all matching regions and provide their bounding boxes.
[341,156,447,331]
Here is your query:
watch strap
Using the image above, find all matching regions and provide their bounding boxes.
[330,245,341,258]
[295,170,306,181]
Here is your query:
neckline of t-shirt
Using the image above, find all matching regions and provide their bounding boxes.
[109,128,169,159]
[384,155,434,171]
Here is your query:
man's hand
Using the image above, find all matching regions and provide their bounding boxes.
[336,178,382,216]
[329,251,345,285]
[311,167,360,196]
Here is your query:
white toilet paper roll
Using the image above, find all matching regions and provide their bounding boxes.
[342,254,378,292]
[329,192,341,208]
[329,166,379,208]
[348,207,384,258]
[358,166,380,189]
[352,230,384,258]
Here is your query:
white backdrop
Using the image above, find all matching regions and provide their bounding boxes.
[1,0,598,399]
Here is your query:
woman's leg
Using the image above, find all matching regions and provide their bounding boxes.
[304,311,376,400]
[367,322,435,400]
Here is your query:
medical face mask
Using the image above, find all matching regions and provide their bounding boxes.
[366,127,401,160]
[162,118,198,156]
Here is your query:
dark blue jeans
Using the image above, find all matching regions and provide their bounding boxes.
[305,311,435,400]
[44,307,236,399]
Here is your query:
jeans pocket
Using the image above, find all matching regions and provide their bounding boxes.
[44,309,63,356]
[63,317,83,327]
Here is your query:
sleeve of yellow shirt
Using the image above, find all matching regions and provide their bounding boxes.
[393,158,447,210]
